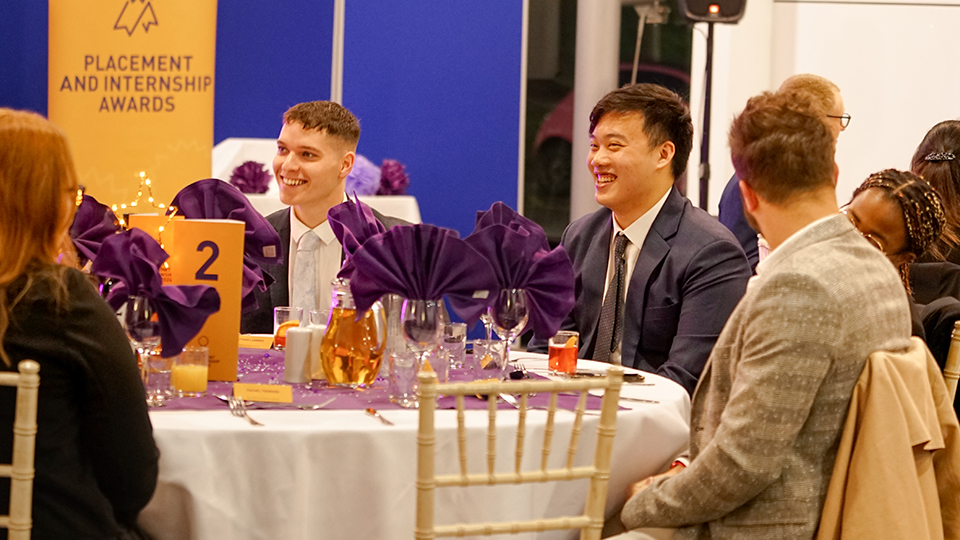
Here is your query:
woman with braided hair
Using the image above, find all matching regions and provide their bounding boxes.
[845,169,960,372]
[844,169,948,293]
[912,120,960,262]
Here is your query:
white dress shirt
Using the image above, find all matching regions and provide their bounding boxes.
[601,189,671,364]
[287,195,347,316]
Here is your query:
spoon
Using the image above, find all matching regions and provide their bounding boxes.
[365,407,394,426]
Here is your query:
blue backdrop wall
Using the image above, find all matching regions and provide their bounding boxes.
[0,0,522,238]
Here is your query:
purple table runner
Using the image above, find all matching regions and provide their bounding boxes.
[158,348,606,412]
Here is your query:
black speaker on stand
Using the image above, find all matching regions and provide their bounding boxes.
[676,0,746,210]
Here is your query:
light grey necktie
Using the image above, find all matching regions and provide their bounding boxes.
[291,231,321,314]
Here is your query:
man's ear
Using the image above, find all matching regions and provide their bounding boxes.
[657,141,676,171]
[738,179,759,212]
[339,151,356,180]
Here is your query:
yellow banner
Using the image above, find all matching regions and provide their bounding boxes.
[48,0,217,207]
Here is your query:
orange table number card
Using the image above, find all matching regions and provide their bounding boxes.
[233,383,293,403]
[129,216,244,380]
[168,219,244,381]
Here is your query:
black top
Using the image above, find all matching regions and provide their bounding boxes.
[0,267,158,539]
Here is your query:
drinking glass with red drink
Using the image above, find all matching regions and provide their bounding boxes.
[548,331,579,375]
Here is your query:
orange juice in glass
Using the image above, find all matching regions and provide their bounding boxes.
[171,346,209,397]
[273,307,303,350]
[548,331,579,375]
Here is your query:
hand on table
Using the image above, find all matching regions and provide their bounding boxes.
[626,462,685,500]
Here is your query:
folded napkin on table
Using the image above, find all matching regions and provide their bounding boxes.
[474,201,550,251]
[69,194,121,266]
[464,202,575,339]
[169,178,283,312]
[347,224,499,324]
[328,196,386,280]
[90,228,221,357]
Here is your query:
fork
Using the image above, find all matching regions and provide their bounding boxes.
[228,396,264,427]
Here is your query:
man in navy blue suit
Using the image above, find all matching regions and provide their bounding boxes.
[531,84,750,394]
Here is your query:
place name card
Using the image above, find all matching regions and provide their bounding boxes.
[239,334,274,349]
[233,383,293,403]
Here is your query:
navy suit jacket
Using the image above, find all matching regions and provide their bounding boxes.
[534,188,750,394]
[240,206,406,334]
[718,173,759,271]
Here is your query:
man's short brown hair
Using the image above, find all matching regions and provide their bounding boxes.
[283,101,360,147]
[729,91,835,204]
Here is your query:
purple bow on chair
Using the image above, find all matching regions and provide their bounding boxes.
[169,178,283,313]
[328,196,386,281]
[347,224,499,324]
[90,228,221,358]
[69,194,121,266]
[465,203,575,339]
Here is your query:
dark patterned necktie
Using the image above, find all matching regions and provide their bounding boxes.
[594,232,628,364]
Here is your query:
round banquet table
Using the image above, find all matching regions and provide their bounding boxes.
[138,352,690,540]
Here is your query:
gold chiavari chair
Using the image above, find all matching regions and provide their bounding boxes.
[415,366,623,540]
[0,360,39,540]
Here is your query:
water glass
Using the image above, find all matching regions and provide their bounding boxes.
[441,322,467,370]
[171,345,209,397]
[472,338,508,380]
[307,309,329,381]
[142,349,174,406]
[273,306,303,350]
[425,347,450,384]
[388,350,419,408]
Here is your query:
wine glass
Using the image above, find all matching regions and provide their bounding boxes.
[401,298,442,378]
[489,288,529,377]
[122,295,165,406]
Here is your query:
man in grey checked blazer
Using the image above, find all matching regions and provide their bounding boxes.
[618,91,913,539]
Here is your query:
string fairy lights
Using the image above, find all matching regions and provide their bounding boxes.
[110,171,179,269]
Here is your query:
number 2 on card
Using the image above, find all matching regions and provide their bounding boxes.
[195,240,219,281]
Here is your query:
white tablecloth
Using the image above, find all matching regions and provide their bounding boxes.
[138,356,690,540]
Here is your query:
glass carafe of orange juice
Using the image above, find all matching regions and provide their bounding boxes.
[318,278,386,388]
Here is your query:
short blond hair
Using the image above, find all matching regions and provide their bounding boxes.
[777,74,840,116]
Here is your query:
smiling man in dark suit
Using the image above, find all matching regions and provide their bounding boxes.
[531,83,750,394]
[240,101,404,334]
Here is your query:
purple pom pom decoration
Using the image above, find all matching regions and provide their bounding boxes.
[378,159,410,195]
[345,154,382,196]
[229,161,272,194]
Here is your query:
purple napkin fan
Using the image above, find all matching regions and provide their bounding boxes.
[69,194,121,266]
[347,224,499,324]
[327,196,386,281]
[465,202,575,339]
[169,178,284,312]
[91,228,221,357]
